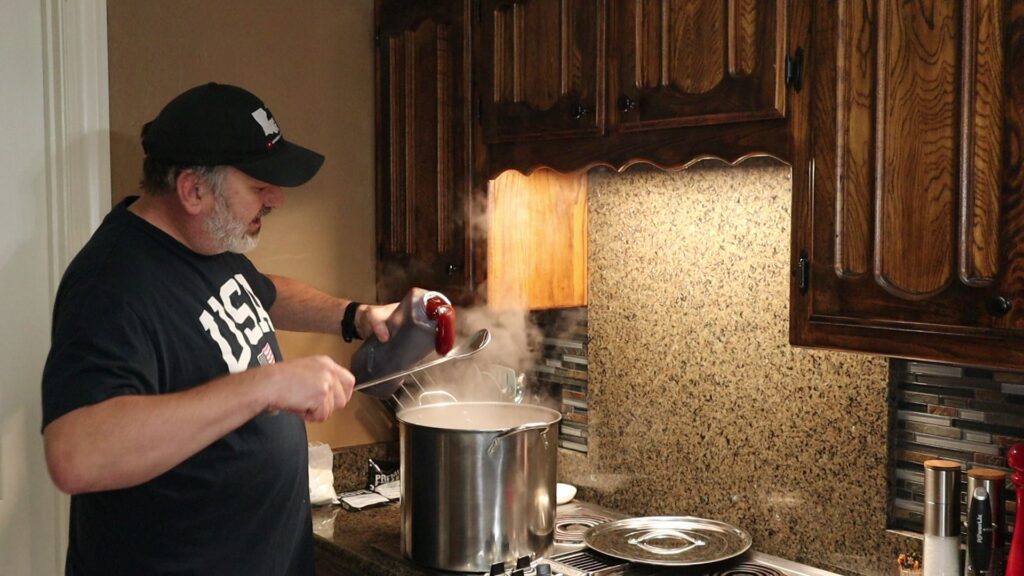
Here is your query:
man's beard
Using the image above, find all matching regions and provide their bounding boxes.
[203,191,262,254]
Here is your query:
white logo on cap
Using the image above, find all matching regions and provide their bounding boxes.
[251,108,281,141]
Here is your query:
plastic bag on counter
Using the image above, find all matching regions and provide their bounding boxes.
[308,442,338,506]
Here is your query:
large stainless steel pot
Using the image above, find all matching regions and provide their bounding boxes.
[398,401,561,572]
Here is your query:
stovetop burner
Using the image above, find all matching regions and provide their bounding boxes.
[707,562,787,576]
[548,549,629,576]
[554,512,615,544]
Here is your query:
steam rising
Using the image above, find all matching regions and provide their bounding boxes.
[377,180,567,414]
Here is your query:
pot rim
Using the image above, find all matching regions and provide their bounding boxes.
[397,400,562,432]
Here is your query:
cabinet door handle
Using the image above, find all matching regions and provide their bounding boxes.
[798,250,809,294]
[572,104,589,121]
[785,47,804,92]
[446,263,461,277]
[618,95,637,113]
[988,296,1013,317]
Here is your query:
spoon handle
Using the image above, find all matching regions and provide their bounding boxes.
[353,353,457,392]
[353,329,490,393]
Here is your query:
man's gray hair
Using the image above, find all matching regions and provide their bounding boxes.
[140,157,228,197]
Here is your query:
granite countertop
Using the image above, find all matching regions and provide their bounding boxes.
[312,502,464,576]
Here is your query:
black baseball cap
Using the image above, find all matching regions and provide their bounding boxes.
[141,82,325,187]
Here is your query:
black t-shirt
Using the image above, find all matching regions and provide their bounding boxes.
[42,197,313,576]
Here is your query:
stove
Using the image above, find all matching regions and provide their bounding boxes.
[366,500,842,576]
[514,501,841,576]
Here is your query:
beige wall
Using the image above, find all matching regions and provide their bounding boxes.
[561,161,907,575]
[107,0,395,447]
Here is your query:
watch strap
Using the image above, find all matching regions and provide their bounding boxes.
[341,301,362,342]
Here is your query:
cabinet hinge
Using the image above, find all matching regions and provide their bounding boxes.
[798,249,809,294]
[785,47,804,92]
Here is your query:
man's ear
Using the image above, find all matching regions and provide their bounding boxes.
[175,170,205,215]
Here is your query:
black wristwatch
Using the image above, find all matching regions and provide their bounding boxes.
[341,301,363,342]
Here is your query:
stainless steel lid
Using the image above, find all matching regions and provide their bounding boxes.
[583,516,752,566]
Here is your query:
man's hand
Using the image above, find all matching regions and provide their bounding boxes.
[263,356,355,422]
[356,302,399,342]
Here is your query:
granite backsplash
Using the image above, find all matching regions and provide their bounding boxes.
[558,160,903,576]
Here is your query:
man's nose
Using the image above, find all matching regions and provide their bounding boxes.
[263,186,284,208]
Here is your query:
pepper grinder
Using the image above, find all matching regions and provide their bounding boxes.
[924,459,962,576]
[965,468,1006,576]
[1007,444,1024,576]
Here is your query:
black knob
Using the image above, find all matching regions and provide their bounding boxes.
[489,561,505,575]
[536,565,551,576]
[618,95,637,113]
[572,104,589,120]
[515,555,532,569]
[988,296,1012,317]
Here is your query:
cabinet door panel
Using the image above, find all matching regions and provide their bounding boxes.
[791,0,1024,369]
[613,0,787,131]
[834,0,875,279]
[875,0,959,299]
[960,0,1004,285]
[480,0,605,142]
[376,0,470,303]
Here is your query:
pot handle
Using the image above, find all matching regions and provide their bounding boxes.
[627,529,706,555]
[417,390,458,405]
[487,422,552,454]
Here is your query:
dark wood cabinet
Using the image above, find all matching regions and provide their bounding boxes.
[371,0,806,310]
[790,0,1024,368]
[373,0,1024,368]
[374,0,473,304]
[610,0,788,132]
[481,0,803,177]
[477,0,606,142]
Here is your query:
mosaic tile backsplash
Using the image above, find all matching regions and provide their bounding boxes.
[529,308,590,452]
[890,359,1022,537]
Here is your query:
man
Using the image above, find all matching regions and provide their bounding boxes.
[41,82,395,575]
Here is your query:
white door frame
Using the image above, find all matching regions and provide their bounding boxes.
[41,0,110,568]
[43,0,110,270]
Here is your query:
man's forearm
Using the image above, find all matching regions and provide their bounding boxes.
[43,370,269,494]
[267,274,350,334]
